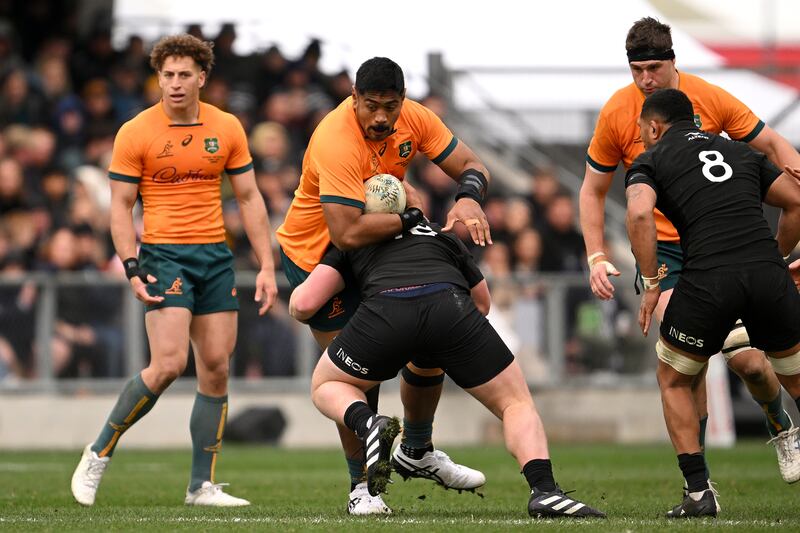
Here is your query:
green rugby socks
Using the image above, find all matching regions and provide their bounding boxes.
[189,392,228,492]
[92,373,158,458]
[760,392,792,437]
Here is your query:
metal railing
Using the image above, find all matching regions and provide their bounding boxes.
[0,270,656,393]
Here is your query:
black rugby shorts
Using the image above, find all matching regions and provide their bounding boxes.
[327,285,514,388]
[661,262,800,357]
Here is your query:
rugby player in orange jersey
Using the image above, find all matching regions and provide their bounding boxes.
[579,17,800,490]
[277,57,491,514]
[71,34,277,508]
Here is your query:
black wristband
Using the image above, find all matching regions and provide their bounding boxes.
[454,169,488,204]
[399,207,424,232]
[123,257,149,283]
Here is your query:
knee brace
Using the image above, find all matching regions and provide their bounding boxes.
[656,340,707,376]
[769,351,800,376]
[722,320,751,361]
[401,366,445,387]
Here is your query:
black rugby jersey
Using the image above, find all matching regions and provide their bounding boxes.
[626,120,783,271]
[320,221,484,298]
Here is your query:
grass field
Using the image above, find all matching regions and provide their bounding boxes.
[1,442,798,532]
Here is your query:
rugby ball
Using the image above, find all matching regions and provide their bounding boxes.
[364,174,406,214]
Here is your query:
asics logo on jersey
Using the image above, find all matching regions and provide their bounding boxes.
[165,277,183,295]
[181,134,193,146]
[335,347,369,375]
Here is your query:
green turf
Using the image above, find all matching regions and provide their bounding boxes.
[1,442,798,531]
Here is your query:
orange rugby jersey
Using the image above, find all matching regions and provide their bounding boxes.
[108,101,253,244]
[587,71,764,242]
[276,96,456,272]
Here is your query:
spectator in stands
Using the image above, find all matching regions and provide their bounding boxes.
[538,191,591,373]
[482,196,511,249]
[527,166,561,225]
[34,56,73,117]
[0,20,24,81]
[538,191,585,273]
[254,45,289,104]
[256,170,293,225]
[0,252,35,379]
[416,160,456,225]
[109,62,145,121]
[0,157,30,214]
[80,79,119,136]
[38,167,71,227]
[504,197,533,244]
[250,121,292,172]
[71,28,120,91]
[512,227,543,274]
[0,68,47,126]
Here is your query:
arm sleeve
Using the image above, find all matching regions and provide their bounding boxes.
[314,130,367,209]
[587,105,623,173]
[406,101,457,164]
[319,244,349,274]
[225,115,254,175]
[709,84,764,143]
[108,121,143,183]
[756,152,783,199]
[625,151,658,192]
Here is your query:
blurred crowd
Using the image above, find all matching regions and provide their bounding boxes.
[0,5,632,382]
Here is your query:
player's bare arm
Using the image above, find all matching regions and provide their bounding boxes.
[438,141,492,247]
[322,203,405,251]
[470,279,491,316]
[289,264,346,323]
[109,180,163,305]
[764,171,800,256]
[625,183,660,335]
[580,164,621,300]
[749,125,800,174]
[230,168,278,315]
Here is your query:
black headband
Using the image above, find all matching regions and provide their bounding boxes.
[627,47,675,63]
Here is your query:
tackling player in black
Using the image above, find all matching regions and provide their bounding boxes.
[626,88,800,518]
[289,219,606,519]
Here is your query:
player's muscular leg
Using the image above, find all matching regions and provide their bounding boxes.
[726,349,781,401]
[311,328,365,460]
[767,341,800,398]
[657,355,705,455]
[141,308,192,394]
[466,360,549,467]
[655,288,709,423]
[311,350,379,423]
[401,363,444,423]
[191,311,237,396]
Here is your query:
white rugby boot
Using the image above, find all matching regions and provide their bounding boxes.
[392,445,486,491]
[184,481,250,506]
[768,425,800,483]
[71,443,110,506]
[347,482,392,515]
